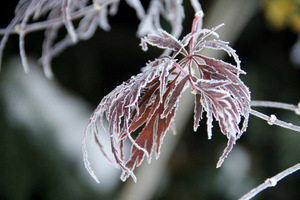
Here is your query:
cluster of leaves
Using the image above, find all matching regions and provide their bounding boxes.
[83,11,251,182]
[0,0,201,79]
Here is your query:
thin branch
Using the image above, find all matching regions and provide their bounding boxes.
[0,5,95,35]
[250,100,300,132]
[19,1,37,73]
[251,100,300,114]
[247,103,300,199]
[250,109,300,132]
[239,163,300,200]
[62,0,78,43]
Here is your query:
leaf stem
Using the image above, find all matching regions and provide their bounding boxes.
[189,11,203,53]
[173,62,187,76]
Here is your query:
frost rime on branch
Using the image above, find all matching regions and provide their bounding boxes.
[0,0,201,79]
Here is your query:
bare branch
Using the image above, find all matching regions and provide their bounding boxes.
[251,100,299,113]
[239,163,300,200]
[250,108,300,132]
[1,0,197,77]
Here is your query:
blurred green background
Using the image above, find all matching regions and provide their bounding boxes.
[0,0,300,199]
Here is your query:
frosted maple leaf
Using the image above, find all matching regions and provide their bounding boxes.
[83,11,251,182]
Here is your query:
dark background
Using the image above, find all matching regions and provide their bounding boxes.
[0,0,299,200]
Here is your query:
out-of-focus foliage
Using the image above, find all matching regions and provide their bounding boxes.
[0,0,201,79]
[263,0,300,33]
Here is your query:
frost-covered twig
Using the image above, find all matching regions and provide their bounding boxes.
[0,0,202,79]
[251,100,300,114]
[250,109,300,132]
[244,101,300,199]
[250,101,300,132]
[239,163,300,200]
[0,5,95,35]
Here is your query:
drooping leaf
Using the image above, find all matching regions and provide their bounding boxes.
[84,10,251,182]
[83,56,192,182]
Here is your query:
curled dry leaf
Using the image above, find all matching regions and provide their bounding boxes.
[83,11,251,182]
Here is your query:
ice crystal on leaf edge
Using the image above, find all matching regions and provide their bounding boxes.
[83,11,251,183]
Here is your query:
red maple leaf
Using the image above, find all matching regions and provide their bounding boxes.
[83,11,250,182]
